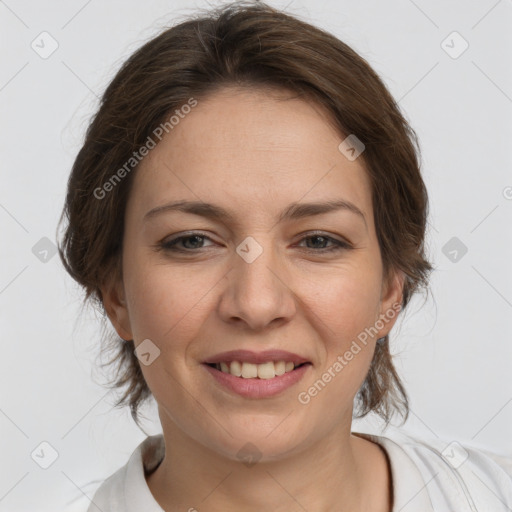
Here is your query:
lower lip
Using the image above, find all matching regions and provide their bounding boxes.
[202,363,311,398]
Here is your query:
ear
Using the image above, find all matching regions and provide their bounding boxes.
[376,268,405,339]
[100,275,133,341]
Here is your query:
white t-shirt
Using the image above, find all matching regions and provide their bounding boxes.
[83,429,512,512]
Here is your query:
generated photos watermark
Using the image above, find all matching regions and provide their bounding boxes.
[297,302,402,405]
[93,97,198,200]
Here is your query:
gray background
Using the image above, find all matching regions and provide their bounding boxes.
[1,0,511,510]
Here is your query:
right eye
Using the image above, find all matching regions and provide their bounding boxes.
[160,232,216,252]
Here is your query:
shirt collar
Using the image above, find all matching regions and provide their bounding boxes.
[354,431,435,512]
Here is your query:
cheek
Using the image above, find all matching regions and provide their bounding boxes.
[299,262,382,391]
[303,264,382,341]
[123,252,224,359]
[296,275,381,415]
[125,267,204,340]
[122,264,211,396]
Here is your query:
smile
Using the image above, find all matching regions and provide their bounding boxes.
[208,360,301,379]
[203,361,312,398]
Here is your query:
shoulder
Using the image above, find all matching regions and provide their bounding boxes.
[361,428,512,512]
[86,434,165,512]
[86,459,129,511]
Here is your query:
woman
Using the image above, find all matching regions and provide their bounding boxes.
[58,2,512,511]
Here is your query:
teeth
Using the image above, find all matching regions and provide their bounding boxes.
[257,362,275,379]
[230,360,242,377]
[274,361,286,376]
[215,360,301,379]
[241,362,258,378]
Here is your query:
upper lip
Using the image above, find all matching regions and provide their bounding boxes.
[203,349,310,366]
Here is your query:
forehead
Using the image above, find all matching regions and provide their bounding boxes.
[128,87,372,224]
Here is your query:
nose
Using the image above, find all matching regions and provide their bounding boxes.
[217,236,297,331]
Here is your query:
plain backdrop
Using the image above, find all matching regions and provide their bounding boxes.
[1,0,511,510]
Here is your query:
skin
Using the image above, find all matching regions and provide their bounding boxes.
[101,86,404,512]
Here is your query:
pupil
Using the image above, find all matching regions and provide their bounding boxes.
[185,235,202,248]
[310,235,325,248]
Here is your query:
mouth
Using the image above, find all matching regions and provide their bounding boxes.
[205,360,311,380]
[202,349,312,397]
[202,349,311,379]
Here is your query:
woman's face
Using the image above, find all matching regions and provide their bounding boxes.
[102,86,403,461]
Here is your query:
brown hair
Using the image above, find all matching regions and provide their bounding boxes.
[57,1,432,429]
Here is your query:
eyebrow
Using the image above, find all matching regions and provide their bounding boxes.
[143,198,367,229]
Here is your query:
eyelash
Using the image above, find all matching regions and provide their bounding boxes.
[159,231,351,254]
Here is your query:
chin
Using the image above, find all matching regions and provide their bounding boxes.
[203,422,310,465]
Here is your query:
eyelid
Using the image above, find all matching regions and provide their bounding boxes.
[295,229,352,247]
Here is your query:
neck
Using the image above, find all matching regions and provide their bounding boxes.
[146,417,391,512]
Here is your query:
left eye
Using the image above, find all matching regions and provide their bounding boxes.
[297,234,350,252]
[160,233,350,253]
